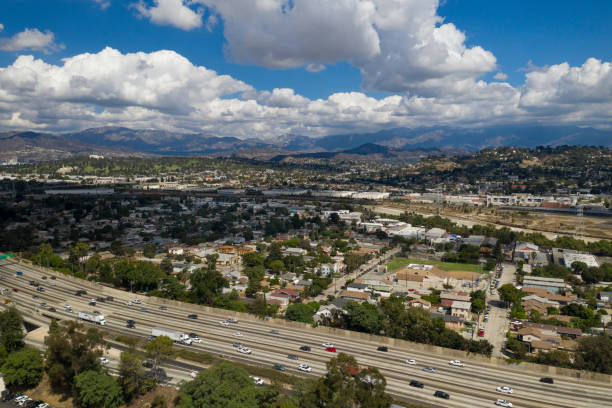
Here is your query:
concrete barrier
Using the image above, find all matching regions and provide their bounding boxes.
[15,258,612,385]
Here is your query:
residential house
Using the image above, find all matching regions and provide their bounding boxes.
[440,292,471,308]
[267,288,301,306]
[405,298,431,309]
[450,301,472,321]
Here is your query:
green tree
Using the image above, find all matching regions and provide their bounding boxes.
[118,350,149,402]
[44,320,107,392]
[145,336,174,381]
[574,335,612,374]
[73,370,124,408]
[0,307,25,353]
[299,353,391,408]
[178,361,259,408]
[285,303,317,323]
[189,267,228,305]
[1,347,43,389]
[498,284,524,307]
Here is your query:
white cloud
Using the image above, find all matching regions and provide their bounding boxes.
[0,48,611,136]
[494,72,508,80]
[0,23,4,32]
[0,28,64,53]
[198,0,380,68]
[93,0,111,10]
[191,0,496,95]
[306,64,326,73]
[134,0,203,31]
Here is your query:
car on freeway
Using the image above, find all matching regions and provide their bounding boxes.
[449,360,465,367]
[36,286,44,292]
[233,332,243,338]
[300,345,311,352]
[298,364,312,372]
[39,302,47,308]
[496,386,513,394]
[273,363,285,371]
[287,354,298,360]
[105,296,114,301]
[12,288,18,292]
[227,318,238,323]
[220,321,229,327]
[238,347,252,354]
[75,289,87,296]
[48,307,56,312]
[189,333,199,338]
[187,314,198,319]
[132,299,141,304]
[159,305,167,310]
[96,297,106,302]
[409,380,424,388]
[495,399,513,407]
[190,371,197,378]
[89,299,96,306]
[126,301,132,306]
[50,276,56,280]
[325,347,337,353]
[377,346,388,352]
[251,376,264,386]
[405,359,417,365]
[423,366,436,373]
[233,342,243,348]
[139,307,147,312]
[540,377,554,384]
[433,391,450,399]
[99,357,109,364]
[322,342,334,348]
[41,276,47,280]
[126,319,136,328]
[32,295,38,299]
[270,329,280,334]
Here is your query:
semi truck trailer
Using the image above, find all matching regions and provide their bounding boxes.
[151,327,192,345]
[78,311,106,325]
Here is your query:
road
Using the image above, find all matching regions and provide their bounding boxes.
[1,259,610,408]
[481,264,516,357]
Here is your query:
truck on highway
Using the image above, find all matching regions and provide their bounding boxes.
[151,327,192,345]
[78,311,106,325]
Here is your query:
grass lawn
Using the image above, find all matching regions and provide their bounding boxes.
[386,257,483,273]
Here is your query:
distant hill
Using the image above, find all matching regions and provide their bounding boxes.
[0,131,133,162]
[2,124,611,162]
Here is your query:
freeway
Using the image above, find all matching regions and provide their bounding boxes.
[1,260,609,408]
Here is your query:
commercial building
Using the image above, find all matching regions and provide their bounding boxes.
[523,276,566,294]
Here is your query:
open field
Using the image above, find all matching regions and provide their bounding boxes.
[386,257,483,273]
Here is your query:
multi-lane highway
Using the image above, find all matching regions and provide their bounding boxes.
[1,259,609,408]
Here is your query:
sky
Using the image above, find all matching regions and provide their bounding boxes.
[0,0,611,139]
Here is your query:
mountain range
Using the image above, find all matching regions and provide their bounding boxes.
[1,124,611,163]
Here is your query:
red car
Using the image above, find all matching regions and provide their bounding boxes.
[325,347,337,352]
[478,329,485,337]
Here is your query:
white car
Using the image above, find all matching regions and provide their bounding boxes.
[238,347,252,354]
[99,357,109,364]
[37,403,49,408]
[191,338,202,343]
[298,364,312,372]
[322,342,334,348]
[405,359,417,365]
[496,386,513,394]
[495,399,513,407]
[219,321,229,327]
[190,370,197,378]
[126,301,132,306]
[233,332,243,338]
[449,360,465,367]
[251,376,264,386]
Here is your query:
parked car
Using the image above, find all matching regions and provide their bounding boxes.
[495,399,513,407]
[409,380,424,388]
[496,386,513,394]
[99,357,109,364]
[433,391,450,399]
[377,346,388,352]
[300,345,311,351]
[273,363,285,371]
[298,364,312,372]
[540,377,554,384]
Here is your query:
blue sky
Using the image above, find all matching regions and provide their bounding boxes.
[0,0,611,138]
